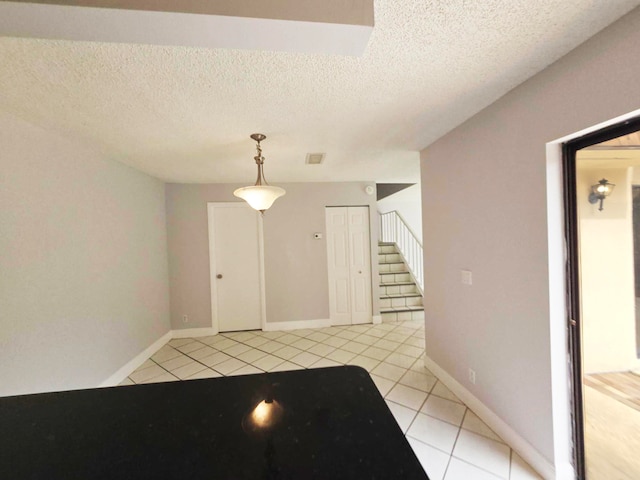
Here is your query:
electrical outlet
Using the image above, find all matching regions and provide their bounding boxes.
[468,368,476,385]
[461,270,473,285]
[182,315,189,323]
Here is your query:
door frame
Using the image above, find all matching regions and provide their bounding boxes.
[207,202,266,334]
[562,115,640,479]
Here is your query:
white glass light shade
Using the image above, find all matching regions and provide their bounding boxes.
[234,185,286,211]
[588,178,616,211]
[593,182,614,196]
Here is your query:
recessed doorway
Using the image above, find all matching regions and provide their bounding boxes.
[564,117,640,479]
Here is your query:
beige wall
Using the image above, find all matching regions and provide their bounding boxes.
[420,6,640,472]
[166,182,379,330]
[577,165,638,374]
[0,110,171,397]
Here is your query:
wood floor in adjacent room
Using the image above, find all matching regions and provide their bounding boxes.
[584,372,640,479]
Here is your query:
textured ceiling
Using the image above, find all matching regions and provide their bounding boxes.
[1,0,639,183]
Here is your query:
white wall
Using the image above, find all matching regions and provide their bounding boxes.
[0,110,171,397]
[577,165,638,374]
[377,184,423,243]
[420,6,640,476]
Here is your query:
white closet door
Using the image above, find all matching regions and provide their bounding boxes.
[326,207,352,325]
[326,206,372,325]
[348,207,373,324]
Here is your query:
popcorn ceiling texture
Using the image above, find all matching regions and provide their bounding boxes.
[0,0,638,183]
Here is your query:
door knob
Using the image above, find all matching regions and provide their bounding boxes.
[358,270,362,274]
[216,274,223,279]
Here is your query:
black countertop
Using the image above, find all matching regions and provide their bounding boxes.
[0,365,428,479]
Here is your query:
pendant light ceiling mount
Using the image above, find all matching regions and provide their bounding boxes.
[250,133,266,143]
[234,133,286,213]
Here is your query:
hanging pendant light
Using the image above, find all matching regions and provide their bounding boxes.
[234,133,286,213]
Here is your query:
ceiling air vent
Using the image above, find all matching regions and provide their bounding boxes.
[306,153,325,165]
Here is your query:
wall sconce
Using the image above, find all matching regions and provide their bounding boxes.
[588,178,615,211]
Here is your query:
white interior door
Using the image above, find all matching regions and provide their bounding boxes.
[208,203,264,332]
[326,206,372,325]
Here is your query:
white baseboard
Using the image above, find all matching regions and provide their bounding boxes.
[423,355,555,480]
[102,318,359,388]
[100,327,218,387]
[263,318,332,331]
[100,330,172,388]
[372,315,382,324]
[172,327,218,338]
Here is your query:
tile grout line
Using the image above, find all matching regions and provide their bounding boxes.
[446,405,512,480]
[224,325,416,372]
[508,446,513,480]
[441,407,469,480]
[155,322,420,380]
[145,325,423,384]
[396,368,438,441]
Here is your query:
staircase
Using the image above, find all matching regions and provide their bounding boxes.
[378,242,424,322]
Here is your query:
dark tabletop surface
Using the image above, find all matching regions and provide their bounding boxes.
[0,365,429,479]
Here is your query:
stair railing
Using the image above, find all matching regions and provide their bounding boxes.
[378,210,424,293]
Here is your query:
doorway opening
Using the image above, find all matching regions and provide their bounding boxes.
[632,185,640,358]
[564,116,640,479]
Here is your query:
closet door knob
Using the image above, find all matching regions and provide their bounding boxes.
[216,274,223,279]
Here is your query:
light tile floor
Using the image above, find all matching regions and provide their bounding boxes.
[124,320,541,480]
